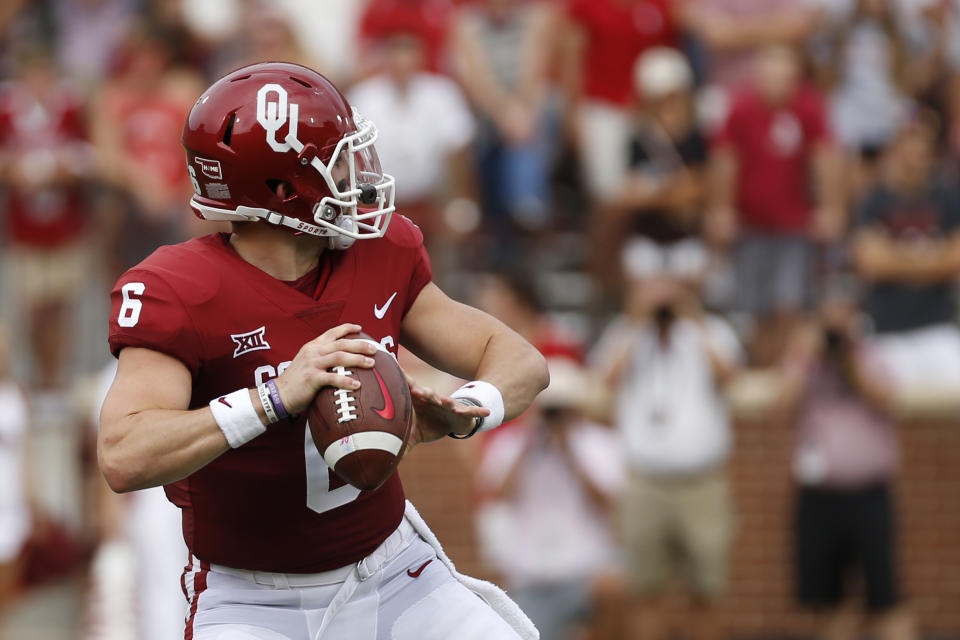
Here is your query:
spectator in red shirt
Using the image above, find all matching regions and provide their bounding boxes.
[676,0,823,132]
[0,47,94,389]
[562,0,676,200]
[708,44,845,365]
[91,27,205,278]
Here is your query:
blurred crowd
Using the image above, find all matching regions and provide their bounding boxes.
[2,0,960,639]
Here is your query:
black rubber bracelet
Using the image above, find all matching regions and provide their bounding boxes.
[447,398,484,439]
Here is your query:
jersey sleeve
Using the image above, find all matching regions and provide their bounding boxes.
[108,269,204,376]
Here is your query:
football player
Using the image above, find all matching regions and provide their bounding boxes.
[98,62,548,640]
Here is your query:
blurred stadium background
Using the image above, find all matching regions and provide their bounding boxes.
[1,0,960,639]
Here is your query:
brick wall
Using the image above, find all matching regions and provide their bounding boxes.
[399,420,960,636]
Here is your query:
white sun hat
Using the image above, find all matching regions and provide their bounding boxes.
[634,46,694,100]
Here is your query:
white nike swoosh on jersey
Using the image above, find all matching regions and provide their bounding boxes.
[374,292,398,319]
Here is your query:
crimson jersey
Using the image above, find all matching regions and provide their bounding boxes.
[108,216,432,573]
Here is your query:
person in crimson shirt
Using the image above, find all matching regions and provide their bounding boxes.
[707,44,845,365]
[92,28,205,278]
[0,48,93,389]
[562,0,676,200]
[98,62,547,640]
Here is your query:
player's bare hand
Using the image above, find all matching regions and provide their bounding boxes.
[400,373,489,455]
[274,323,378,415]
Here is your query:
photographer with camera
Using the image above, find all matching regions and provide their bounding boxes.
[475,357,624,640]
[777,290,916,640]
[591,237,743,640]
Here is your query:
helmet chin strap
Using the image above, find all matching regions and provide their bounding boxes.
[190,198,356,250]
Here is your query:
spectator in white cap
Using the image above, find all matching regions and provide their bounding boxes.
[594,47,709,298]
[590,236,743,640]
[474,356,624,640]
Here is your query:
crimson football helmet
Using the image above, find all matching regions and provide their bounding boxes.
[182,62,395,248]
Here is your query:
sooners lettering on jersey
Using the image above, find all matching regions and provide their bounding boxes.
[108,215,431,573]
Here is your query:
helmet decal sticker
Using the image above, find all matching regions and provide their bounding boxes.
[256,83,299,153]
[194,157,223,179]
[205,183,231,199]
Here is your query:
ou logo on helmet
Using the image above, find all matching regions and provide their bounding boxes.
[256,83,300,152]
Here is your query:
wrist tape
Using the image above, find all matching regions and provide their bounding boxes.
[450,380,505,434]
[209,389,266,448]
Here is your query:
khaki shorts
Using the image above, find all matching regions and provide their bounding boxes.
[8,242,90,306]
[620,468,735,600]
[577,101,630,198]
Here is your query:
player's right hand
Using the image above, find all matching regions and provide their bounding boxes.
[273,323,378,415]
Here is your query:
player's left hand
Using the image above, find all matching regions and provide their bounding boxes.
[401,373,490,455]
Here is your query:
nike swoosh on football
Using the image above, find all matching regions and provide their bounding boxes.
[374,291,398,319]
[407,559,432,578]
[371,368,395,420]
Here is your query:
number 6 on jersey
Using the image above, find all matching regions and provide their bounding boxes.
[118,282,146,328]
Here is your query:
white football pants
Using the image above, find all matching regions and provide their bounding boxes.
[183,501,538,640]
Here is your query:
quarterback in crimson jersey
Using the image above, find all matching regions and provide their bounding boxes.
[99,62,548,640]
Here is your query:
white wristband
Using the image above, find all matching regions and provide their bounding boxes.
[450,380,505,433]
[209,389,266,448]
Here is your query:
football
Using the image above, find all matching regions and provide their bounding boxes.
[307,333,413,491]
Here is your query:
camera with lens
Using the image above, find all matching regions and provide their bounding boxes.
[654,304,676,325]
[822,325,857,365]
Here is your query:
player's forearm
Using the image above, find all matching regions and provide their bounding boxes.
[99,407,230,492]
[471,328,549,422]
[99,390,266,492]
